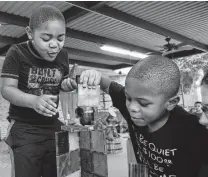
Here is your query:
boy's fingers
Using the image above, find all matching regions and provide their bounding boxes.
[45,100,57,112]
[88,72,96,88]
[80,71,86,84]
[46,97,57,108]
[71,79,78,89]
[94,72,101,86]
[38,105,54,117]
[82,73,90,88]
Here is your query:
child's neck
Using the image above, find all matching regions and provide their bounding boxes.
[148,111,170,133]
[28,40,42,59]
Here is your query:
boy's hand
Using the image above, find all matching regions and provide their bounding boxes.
[32,95,57,117]
[80,70,101,88]
[61,78,77,92]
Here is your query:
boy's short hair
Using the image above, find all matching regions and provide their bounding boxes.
[127,55,180,99]
[194,101,202,105]
[29,5,65,30]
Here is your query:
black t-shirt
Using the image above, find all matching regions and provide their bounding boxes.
[1,41,69,124]
[109,81,208,177]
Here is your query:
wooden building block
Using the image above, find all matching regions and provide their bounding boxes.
[56,153,71,177]
[55,131,69,156]
[70,149,80,173]
[80,131,91,150]
[66,170,81,177]
[69,132,80,151]
[91,131,105,153]
[80,149,93,173]
[81,171,93,177]
[92,152,108,177]
[80,131,106,153]
[62,125,90,132]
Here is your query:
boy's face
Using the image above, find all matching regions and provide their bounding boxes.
[194,103,202,112]
[200,85,208,129]
[125,77,170,128]
[29,20,66,61]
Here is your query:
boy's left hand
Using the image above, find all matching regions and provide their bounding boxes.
[61,78,77,92]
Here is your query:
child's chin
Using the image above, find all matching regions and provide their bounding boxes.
[133,120,147,127]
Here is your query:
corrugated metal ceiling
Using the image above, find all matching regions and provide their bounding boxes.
[0,1,72,18]
[107,1,208,45]
[0,24,25,38]
[67,12,181,51]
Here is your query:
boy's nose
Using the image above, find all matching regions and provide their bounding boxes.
[128,101,140,112]
[49,40,58,48]
[199,113,208,126]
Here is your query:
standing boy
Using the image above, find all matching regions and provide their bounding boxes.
[1,5,76,177]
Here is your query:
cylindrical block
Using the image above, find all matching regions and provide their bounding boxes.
[129,163,148,177]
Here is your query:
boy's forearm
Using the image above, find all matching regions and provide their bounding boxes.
[1,86,36,109]
[100,74,112,94]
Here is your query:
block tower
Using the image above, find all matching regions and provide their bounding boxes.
[55,125,108,177]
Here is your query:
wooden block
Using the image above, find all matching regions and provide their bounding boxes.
[69,132,80,151]
[80,149,93,173]
[62,125,90,132]
[56,153,71,177]
[66,170,81,177]
[55,131,69,156]
[81,171,93,177]
[70,149,80,173]
[80,131,91,150]
[80,131,106,153]
[92,152,108,177]
[91,131,106,153]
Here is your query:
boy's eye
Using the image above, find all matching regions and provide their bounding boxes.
[42,37,50,42]
[140,103,149,107]
[58,36,65,42]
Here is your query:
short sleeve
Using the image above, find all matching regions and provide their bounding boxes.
[109,81,126,110]
[1,45,20,79]
[62,49,69,79]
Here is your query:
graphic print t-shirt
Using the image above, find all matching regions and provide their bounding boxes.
[109,81,208,177]
[1,41,69,123]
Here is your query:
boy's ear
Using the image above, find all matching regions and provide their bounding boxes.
[166,96,180,111]
[25,26,33,40]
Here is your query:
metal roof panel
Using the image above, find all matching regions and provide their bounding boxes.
[107,1,208,45]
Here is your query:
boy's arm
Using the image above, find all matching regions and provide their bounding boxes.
[1,78,57,117]
[1,78,36,109]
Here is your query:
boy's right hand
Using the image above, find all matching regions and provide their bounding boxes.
[32,95,57,117]
[80,70,101,88]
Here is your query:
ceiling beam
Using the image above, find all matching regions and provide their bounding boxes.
[0,11,28,27]
[69,58,115,69]
[65,47,138,65]
[111,63,132,70]
[0,34,28,55]
[0,45,11,56]
[0,35,18,45]
[66,28,158,54]
[67,2,208,51]
[63,1,106,24]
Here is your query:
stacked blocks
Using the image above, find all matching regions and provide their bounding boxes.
[80,131,107,177]
[55,125,108,177]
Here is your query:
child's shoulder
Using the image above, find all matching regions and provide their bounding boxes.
[171,106,199,124]
[170,105,205,130]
